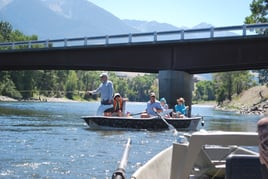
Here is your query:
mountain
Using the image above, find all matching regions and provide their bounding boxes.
[0,0,138,39]
[0,0,232,40]
[122,19,182,32]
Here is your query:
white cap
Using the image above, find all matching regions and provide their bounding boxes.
[114,93,121,98]
[99,72,108,78]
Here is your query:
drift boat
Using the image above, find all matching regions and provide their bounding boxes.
[131,131,261,179]
[82,116,202,131]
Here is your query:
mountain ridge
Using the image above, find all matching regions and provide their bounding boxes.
[0,0,138,39]
[0,0,216,40]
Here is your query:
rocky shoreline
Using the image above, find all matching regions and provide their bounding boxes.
[215,104,268,115]
[215,85,268,116]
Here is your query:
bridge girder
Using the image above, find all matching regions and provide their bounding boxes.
[0,36,268,73]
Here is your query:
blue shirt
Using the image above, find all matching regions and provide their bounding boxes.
[92,80,114,102]
[174,104,187,115]
[146,100,163,116]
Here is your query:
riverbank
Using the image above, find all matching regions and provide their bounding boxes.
[2,85,267,115]
[0,96,18,102]
[0,95,77,102]
[195,100,217,106]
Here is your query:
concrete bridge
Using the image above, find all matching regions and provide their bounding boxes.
[1,23,268,115]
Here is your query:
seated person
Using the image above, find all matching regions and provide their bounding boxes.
[172,97,188,118]
[160,97,172,118]
[104,93,126,117]
[160,97,169,110]
[141,92,163,118]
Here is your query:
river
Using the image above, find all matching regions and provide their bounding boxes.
[0,101,261,178]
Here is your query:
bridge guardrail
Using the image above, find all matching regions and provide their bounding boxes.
[0,23,268,51]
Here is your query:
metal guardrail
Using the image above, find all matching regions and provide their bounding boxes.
[0,23,268,50]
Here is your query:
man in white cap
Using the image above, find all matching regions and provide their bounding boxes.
[87,72,114,115]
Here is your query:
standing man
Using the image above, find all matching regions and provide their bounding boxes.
[87,72,114,116]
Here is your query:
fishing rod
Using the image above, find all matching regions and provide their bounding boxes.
[16,90,88,94]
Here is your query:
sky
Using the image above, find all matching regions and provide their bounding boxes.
[88,0,253,28]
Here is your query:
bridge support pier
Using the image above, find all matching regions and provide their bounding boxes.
[159,70,193,116]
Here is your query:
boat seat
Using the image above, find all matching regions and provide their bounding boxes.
[192,145,232,178]
[225,154,262,179]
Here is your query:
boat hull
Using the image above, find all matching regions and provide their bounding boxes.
[82,116,202,131]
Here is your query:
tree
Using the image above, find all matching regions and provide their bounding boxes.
[109,73,129,98]
[127,74,157,101]
[213,70,254,104]
[0,21,12,41]
[245,0,268,24]
[65,71,78,99]
[37,70,58,97]
[0,71,22,99]
[80,71,99,100]
[194,80,215,101]
[245,0,268,84]
[0,21,41,99]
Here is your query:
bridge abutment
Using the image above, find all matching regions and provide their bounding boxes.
[159,70,193,116]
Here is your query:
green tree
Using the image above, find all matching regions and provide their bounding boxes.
[245,0,268,25]
[0,71,22,99]
[245,0,268,84]
[232,71,255,94]
[213,70,254,104]
[65,71,78,99]
[0,21,41,99]
[194,80,215,101]
[128,74,157,101]
[55,70,69,97]
[80,71,99,100]
[38,70,58,97]
[0,21,12,41]
[109,73,129,98]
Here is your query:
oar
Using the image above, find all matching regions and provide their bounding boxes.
[156,112,192,144]
[154,110,178,136]
[112,138,132,179]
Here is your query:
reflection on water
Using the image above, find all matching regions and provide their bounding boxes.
[0,102,262,178]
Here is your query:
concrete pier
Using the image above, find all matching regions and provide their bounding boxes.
[158,70,193,116]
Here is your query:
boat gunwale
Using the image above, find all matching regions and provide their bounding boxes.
[82,116,202,131]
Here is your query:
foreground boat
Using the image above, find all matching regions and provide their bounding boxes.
[82,116,202,131]
[131,131,260,179]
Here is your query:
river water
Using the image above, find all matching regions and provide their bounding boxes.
[0,101,261,178]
